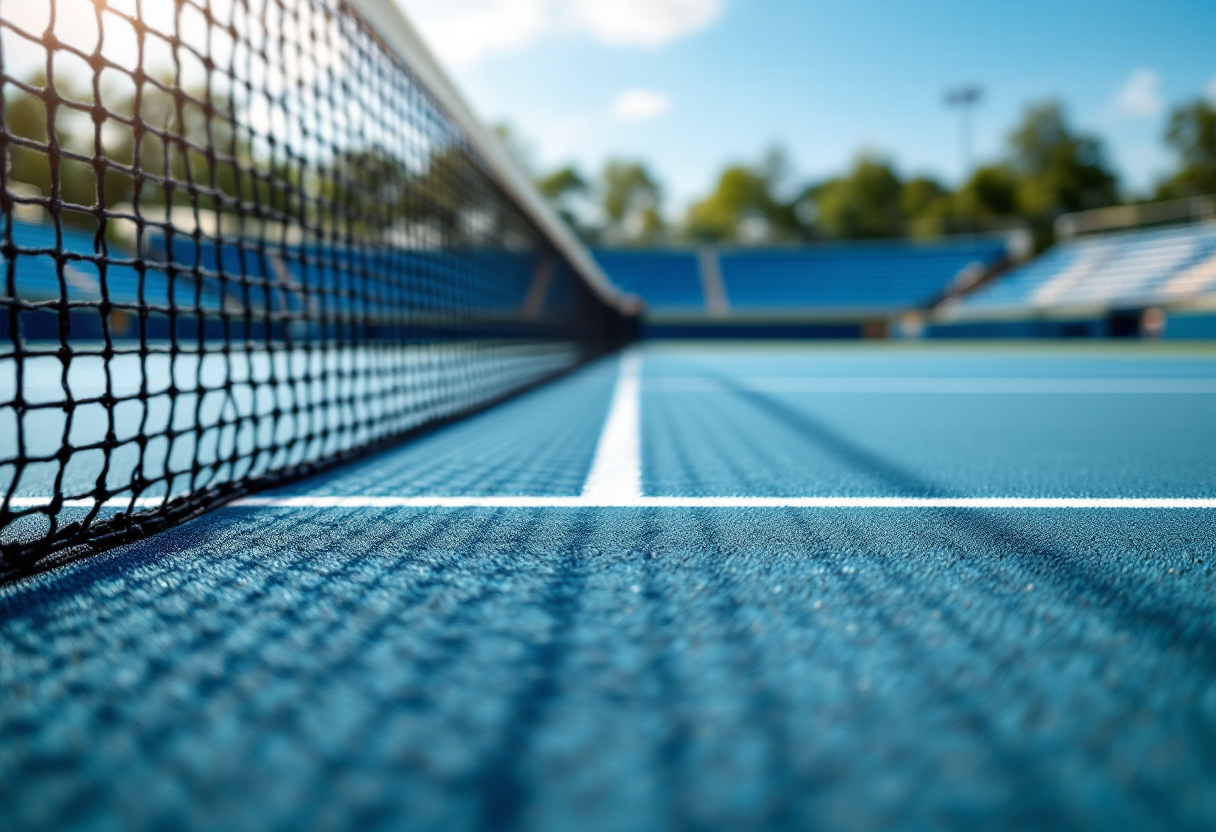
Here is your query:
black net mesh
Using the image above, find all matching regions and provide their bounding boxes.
[0,0,635,581]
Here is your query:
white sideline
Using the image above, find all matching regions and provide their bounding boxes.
[225,497,1216,509]
[10,497,1216,509]
[580,349,643,501]
[643,377,1216,395]
[8,498,172,509]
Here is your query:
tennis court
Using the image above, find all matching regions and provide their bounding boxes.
[3,0,1216,829]
[4,341,1216,831]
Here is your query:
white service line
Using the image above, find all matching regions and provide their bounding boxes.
[643,377,1216,395]
[225,496,1216,509]
[579,348,643,501]
[10,496,1216,510]
[7,497,170,509]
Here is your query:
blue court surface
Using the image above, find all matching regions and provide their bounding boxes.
[3,341,1216,832]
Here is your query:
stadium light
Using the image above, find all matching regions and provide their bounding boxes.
[945,86,983,236]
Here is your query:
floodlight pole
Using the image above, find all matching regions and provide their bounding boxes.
[945,86,982,237]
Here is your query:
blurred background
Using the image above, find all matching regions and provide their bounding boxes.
[402,0,1214,245]
[400,0,1216,339]
[3,0,1215,339]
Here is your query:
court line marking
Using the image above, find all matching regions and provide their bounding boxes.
[580,348,642,500]
[9,496,1216,509]
[224,497,1216,509]
[8,498,172,509]
[643,377,1216,394]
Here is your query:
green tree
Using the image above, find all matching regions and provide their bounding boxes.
[1007,101,1119,215]
[600,160,664,245]
[901,176,948,220]
[329,148,419,237]
[1155,99,1216,199]
[812,155,904,239]
[685,149,800,243]
[3,71,103,216]
[538,166,588,203]
[4,73,55,197]
[901,176,954,238]
[537,165,593,241]
[964,164,1019,216]
[901,167,1021,237]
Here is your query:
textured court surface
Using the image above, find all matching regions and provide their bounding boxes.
[3,342,1216,832]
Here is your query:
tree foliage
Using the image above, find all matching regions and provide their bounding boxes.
[685,149,800,243]
[536,166,591,239]
[1155,99,1216,199]
[1006,101,1119,214]
[901,176,949,221]
[4,70,264,223]
[599,160,664,245]
[812,155,904,239]
[964,165,1020,216]
[528,104,1122,245]
[15,65,1211,251]
[4,72,101,214]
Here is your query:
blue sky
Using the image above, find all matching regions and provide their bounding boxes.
[400,0,1216,214]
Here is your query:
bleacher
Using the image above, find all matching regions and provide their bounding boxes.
[953,222,1216,316]
[0,215,166,306]
[156,236,550,316]
[719,239,1007,313]
[0,215,566,318]
[0,214,606,342]
[592,250,705,312]
[592,239,1008,324]
[12,210,1214,340]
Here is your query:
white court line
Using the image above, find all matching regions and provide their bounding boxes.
[580,348,643,501]
[644,377,1216,394]
[7,497,170,509]
[10,496,1216,510]
[226,496,1216,509]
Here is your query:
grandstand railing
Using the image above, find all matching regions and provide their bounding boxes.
[935,220,1216,326]
[1056,196,1216,240]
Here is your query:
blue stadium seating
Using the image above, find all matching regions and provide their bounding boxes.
[719,239,1007,312]
[1,215,185,309]
[1,215,590,339]
[592,250,704,312]
[154,236,552,317]
[958,222,1216,315]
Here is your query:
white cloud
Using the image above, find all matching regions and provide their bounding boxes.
[611,89,672,122]
[400,0,553,68]
[570,0,725,48]
[401,0,725,67]
[1115,69,1164,119]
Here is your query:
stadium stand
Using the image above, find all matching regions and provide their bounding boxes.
[953,222,1216,315]
[154,235,549,316]
[1,214,578,343]
[592,250,705,312]
[592,238,1009,325]
[13,209,1214,341]
[2,216,147,303]
[718,239,1008,314]
[0,215,188,340]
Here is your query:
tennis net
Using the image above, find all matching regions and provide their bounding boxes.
[0,0,638,580]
